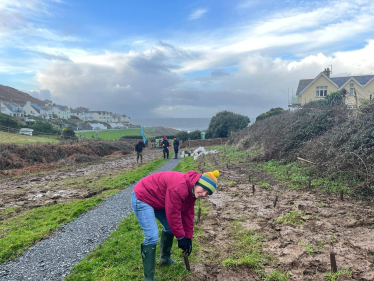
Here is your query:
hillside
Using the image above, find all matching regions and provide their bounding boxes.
[229,98,374,199]
[0,84,44,106]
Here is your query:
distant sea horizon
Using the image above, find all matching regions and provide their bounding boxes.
[131,118,210,132]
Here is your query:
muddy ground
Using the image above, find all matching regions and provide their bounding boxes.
[0,149,162,220]
[188,153,374,281]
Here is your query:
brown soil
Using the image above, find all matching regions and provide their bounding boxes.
[187,153,374,281]
[0,149,161,220]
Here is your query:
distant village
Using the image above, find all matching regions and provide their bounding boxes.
[0,99,133,130]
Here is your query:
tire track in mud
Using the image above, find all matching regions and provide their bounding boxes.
[0,158,181,281]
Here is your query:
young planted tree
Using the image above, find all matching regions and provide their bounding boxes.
[206,111,250,138]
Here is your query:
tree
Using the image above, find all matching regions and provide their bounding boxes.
[256,107,285,122]
[189,130,201,140]
[62,127,76,138]
[176,131,189,141]
[0,113,21,129]
[206,111,250,138]
[31,120,59,135]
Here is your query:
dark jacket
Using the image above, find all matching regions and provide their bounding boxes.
[161,139,169,149]
[173,139,179,147]
[135,142,145,152]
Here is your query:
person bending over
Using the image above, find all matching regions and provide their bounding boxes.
[131,169,220,280]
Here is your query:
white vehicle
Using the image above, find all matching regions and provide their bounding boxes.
[19,128,34,136]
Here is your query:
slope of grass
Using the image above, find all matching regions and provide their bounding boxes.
[77,128,153,141]
[0,131,58,144]
[0,156,168,265]
[66,155,200,281]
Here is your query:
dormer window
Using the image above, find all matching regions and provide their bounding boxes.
[316,86,327,97]
[349,83,354,95]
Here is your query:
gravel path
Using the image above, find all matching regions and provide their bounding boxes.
[0,158,181,281]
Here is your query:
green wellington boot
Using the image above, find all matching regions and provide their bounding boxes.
[141,243,156,281]
[158,231,176,266]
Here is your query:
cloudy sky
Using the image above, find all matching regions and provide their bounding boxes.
[1,0,374,119]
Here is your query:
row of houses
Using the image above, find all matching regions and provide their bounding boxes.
[0,100,131,125]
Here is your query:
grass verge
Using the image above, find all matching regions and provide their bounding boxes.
[0,131,59,144]
[0,156,168,265]
[77,128,153,141]
[66,154,201,281]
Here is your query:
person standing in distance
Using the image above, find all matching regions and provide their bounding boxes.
[173,137,180,159]
[131,170,220,281]
[161,136,169,159]
[135,140,146,164]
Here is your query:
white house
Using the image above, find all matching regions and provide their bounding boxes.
[53,104,71,119]
[73,106,93,121]
[0,101,24,117]
[23,101,53,119]
[91,111,113,123]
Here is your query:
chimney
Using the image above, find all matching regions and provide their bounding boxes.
[323,68,331,77]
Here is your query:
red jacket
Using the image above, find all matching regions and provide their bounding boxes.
[134,170,201,239]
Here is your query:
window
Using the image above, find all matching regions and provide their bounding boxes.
[349,83,354,95]
[316,86,327,97]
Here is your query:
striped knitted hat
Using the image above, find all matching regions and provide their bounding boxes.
[196,170,220,195]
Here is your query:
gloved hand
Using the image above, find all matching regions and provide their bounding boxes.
[177,237,192,256]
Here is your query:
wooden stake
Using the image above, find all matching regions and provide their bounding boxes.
[273,196,278,208]
[197,205,201,223]
[248,175,251,182]
[339,189,344,201]
[308,178,312,188]
[330,251,337,273]
[226,163,228,169]
[252,184,255,194]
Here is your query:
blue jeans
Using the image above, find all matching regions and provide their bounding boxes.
[131,191,173,245]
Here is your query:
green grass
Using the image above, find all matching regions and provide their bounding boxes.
[0,131,59,144]
[0,156,168,265]
[323,269,351,281]
[77,128,153,141]
[65,154,200,280]
[275,211,305,226]
[222,221,289,280]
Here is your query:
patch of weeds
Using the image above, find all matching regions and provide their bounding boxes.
[298,242,318,254]
[275,211,305,226]
[229,180,236,187]
[0,206,20,218]
[263,269,289,281]
[317,203,326,207]
[323,268,352,281]
[256,181,270,189]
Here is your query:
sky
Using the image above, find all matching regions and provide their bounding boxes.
[1,0,374,120]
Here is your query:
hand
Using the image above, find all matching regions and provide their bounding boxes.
[177,237,192,256]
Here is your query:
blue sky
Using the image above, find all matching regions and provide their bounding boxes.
[1,0,374,118]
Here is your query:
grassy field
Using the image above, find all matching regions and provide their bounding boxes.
[76,128,153,141]
[65,156,201,281]
[0,132,59,144]
[0,156,169,265]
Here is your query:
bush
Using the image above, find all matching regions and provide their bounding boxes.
[188,130,201,140]
[62,127,76,138]
[176,131,189,141]
[31,120,60,135]
[0,113,21,129]
[256,107,285,122]
[206,111,250,138]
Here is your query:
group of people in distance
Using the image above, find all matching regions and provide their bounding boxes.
[134,136,180,164]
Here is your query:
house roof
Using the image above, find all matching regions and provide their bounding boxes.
[2,101,23,111]
[31,103,42,113]
[296,73,374,96]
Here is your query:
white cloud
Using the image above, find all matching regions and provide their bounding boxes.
[188,8,208,20]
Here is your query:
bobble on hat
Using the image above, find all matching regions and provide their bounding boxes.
[197,170,219,195]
